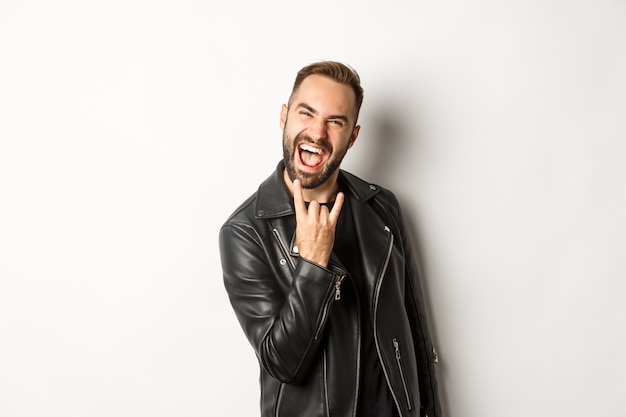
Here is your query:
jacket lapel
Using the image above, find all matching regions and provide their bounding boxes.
[338,171,394,306]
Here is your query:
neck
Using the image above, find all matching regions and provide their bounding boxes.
[283,170,340,203]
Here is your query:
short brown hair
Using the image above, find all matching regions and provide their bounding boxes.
[289,61,364,122]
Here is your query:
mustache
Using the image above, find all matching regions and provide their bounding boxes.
[296,134,333,154]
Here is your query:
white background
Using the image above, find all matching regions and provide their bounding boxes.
[1,1,625,416]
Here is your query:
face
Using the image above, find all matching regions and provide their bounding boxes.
[281,74,360,189]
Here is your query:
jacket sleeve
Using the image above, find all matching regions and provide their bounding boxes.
[396,204,443,417]
[219,221,340,384]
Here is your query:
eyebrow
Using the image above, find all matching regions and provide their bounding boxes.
[296,103,350,124]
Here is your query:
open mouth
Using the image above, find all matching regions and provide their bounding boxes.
[297,143,328,169]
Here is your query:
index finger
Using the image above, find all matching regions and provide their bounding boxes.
[292,179,307,218]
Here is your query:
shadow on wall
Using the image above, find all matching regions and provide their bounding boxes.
[359,99,415,187]
[359,97,451,416]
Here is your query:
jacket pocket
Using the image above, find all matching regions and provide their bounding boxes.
[392,337,413,411]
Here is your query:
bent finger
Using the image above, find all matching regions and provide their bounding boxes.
[307,200,321,217]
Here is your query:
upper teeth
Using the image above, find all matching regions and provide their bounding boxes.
[300,144,322,154]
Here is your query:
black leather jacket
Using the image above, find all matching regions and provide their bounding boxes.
[220,162,441,417]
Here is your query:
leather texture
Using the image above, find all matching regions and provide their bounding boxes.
[220,162,442,417]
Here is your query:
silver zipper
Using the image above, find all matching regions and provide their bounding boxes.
[314,274,345,340]
[334,280,342,300]
[272,228,295,269]
[393,337,413,410]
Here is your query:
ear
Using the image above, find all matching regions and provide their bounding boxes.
[279,104,288,130]
[348,125,361,149]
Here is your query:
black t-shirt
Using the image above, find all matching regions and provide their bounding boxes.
[329,193,398,417]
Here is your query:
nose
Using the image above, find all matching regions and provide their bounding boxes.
[308,118,328,141]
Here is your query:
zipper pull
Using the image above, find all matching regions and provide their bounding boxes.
[333,275,345,300]
[393,338,401,359]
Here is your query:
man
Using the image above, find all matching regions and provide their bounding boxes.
[219,61,441,417]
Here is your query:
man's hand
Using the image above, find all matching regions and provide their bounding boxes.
[293,179,344,268]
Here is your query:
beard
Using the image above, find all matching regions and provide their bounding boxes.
[283,130,350,190]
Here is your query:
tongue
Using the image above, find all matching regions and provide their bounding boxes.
[301,150,323,167]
